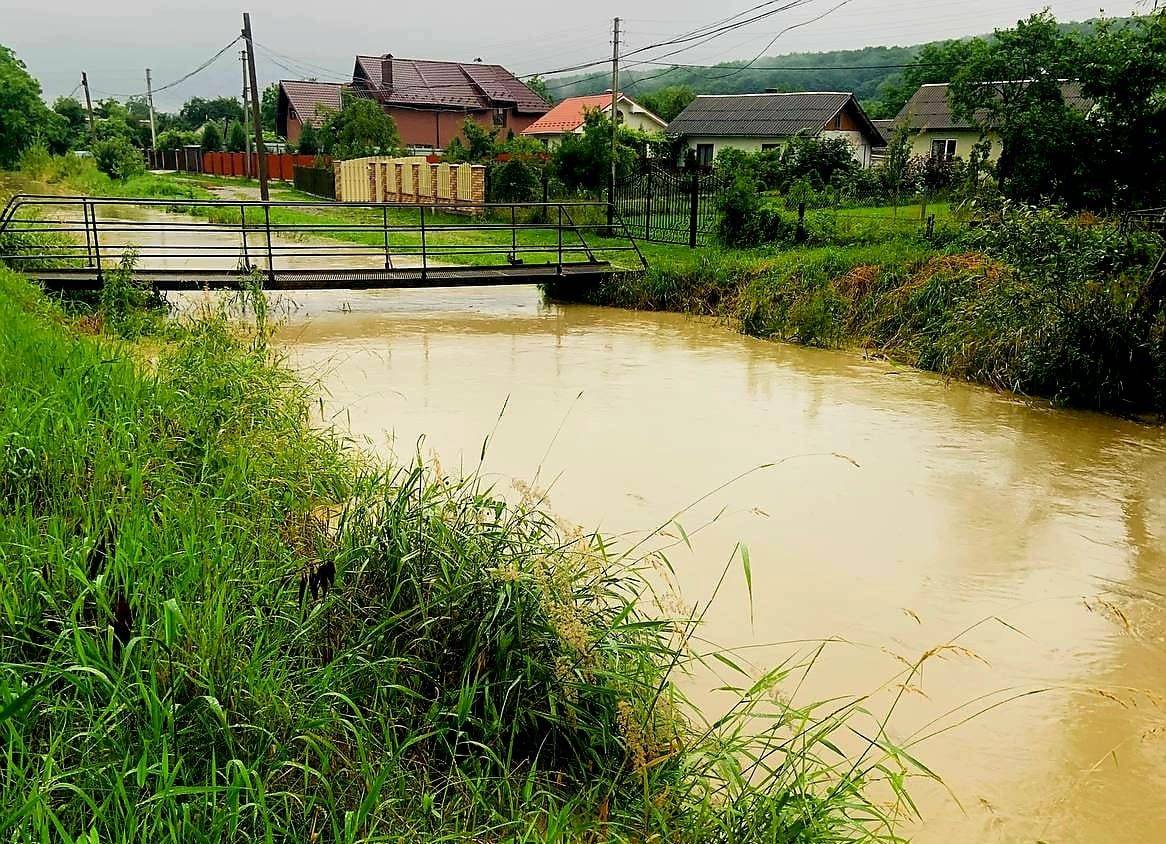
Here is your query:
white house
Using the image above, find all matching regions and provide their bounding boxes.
[522,92,667,146]
[666,92,885,167]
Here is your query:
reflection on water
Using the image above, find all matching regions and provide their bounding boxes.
[273,284,1166,844]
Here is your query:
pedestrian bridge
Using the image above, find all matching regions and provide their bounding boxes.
[0,195,647,290]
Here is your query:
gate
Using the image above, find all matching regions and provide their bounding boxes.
[615,161,728,247]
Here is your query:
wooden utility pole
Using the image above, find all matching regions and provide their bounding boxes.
[145,68,158,148]
[608,16,620,228]
[80,72,95,137]
[241,12,269,200]
[240,49,252,178]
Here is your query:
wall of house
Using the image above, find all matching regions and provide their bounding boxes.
[909,130,1001,162]
[683,133,874,167]
[388,108,541,151]
[286,115,305,146]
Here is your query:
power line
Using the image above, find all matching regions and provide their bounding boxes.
[89,37,241,100]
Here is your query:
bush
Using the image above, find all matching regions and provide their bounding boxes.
[92,136,144,180]
[717,175,796,247]
[200,123,222,152]
[488,157,543,202]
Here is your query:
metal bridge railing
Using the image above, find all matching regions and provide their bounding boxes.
[0,194,648,287]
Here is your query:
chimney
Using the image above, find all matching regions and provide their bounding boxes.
[380,54,393,91]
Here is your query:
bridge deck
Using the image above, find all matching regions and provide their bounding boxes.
[29,262,616,291]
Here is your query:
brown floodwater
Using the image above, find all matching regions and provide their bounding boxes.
[268,284,1166,844]
[81,207,1166,840]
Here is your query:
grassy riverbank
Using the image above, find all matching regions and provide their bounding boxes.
[549,209,1166,415]
[0,260,928,841]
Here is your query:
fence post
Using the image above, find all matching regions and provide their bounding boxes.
[239,203,250,271]
[383,206,392,270]
[688,170,699,249]
[796,202,807,243]
[645,165,653,242]
[419,205,428,280]
[263,204,274,282]
[926,213,936,240]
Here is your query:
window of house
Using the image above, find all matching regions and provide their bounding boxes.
[493,108,506,127]
[930,138,957,160]
[830,114,842,130]
[695,143,714,165]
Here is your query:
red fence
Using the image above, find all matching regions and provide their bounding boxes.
[200,152,330,181]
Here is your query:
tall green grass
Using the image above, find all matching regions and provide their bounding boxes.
[0,265,931,841]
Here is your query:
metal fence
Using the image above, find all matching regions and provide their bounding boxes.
[615,162,730,247]
[293,165,336,199]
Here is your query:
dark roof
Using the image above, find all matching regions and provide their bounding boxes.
[895,81,1092,131]
[279,80,344,127]
[353,55,549,114]
[667,92,856,138]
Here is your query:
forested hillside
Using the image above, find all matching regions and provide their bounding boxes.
[550,17,1113,119]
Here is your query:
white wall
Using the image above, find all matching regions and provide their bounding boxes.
[684,132,874,168]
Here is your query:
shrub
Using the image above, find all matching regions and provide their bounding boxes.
[488,157,543,202]
[717,174,796,247]
[92,136,144,180]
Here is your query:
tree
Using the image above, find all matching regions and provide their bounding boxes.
[0,45,62,166]
[872,39,989,118]
[260,83,280,134]
[443,118,499,163]
[526,75,552,105]
[550,110,638,193]
[949,12,1086,203]
[318,95,402,159]
[156,128,194,150]
[296,121,320,155]
[53,96,88,148]
[178,96,244,130]
[200,122,223,152]
[226,121,248,153]
[639,86,696,122]
[93,136,144,180]
[1078,13,1166,208]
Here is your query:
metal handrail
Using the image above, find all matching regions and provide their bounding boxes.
[0,193,650,286]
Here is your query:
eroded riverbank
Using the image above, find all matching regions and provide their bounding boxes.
[277,283,1166,844]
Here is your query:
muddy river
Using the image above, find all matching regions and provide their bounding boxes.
[270,284,1166,844]
[60,204,1166,840]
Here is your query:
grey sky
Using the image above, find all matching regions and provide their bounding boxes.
[4,0,1141,110]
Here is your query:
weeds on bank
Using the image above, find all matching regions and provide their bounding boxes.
[0,262,942,842]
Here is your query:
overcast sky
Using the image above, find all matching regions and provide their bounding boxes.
[4,0,1144,110]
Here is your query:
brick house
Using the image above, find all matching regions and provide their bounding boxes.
[277,54,549,151]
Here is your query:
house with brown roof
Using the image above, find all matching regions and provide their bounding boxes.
[522,93,666,147]
[893,81,1092,162]
[276,54,550,151]
[665,92,884,168]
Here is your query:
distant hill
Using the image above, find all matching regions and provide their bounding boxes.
[549,17,1114,118]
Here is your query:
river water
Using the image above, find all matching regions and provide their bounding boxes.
[72,205,1166,840]
[271,283,1166,844]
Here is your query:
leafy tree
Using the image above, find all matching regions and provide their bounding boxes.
[296,121,320,155]
[638,86,696,122]
[550,110,638,194]
[0,45,63,166]
[318,95,402,158]
[226,121,248,152]
[200,122,223,152]
[526,75,552,105]
[1078,13,1166,208]
[949,12,1087,203]
[156,128,195,150]
[53,96,89,148]
[178,96,244,130]
[261,83,280,134]
[872,39,989,118]
[444,118,500,163]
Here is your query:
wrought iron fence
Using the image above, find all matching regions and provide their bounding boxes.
[614,162,730,247]
[293,165,336,199]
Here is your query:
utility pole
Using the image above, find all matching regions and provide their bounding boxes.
[608,16,620,228]
[145,68,158,148]
[241,12,269,200]
[240,50,252,177]
[81,72,95,137]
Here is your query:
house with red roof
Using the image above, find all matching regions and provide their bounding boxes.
[522,93,666,147]
[276,54,550,152]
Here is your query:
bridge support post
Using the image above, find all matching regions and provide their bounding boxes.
[239,203,250,272]
[419,205,428,281]
[263,204,274,282]
[556,205,563,276]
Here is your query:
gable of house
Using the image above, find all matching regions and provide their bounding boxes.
[522,93,667,138]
